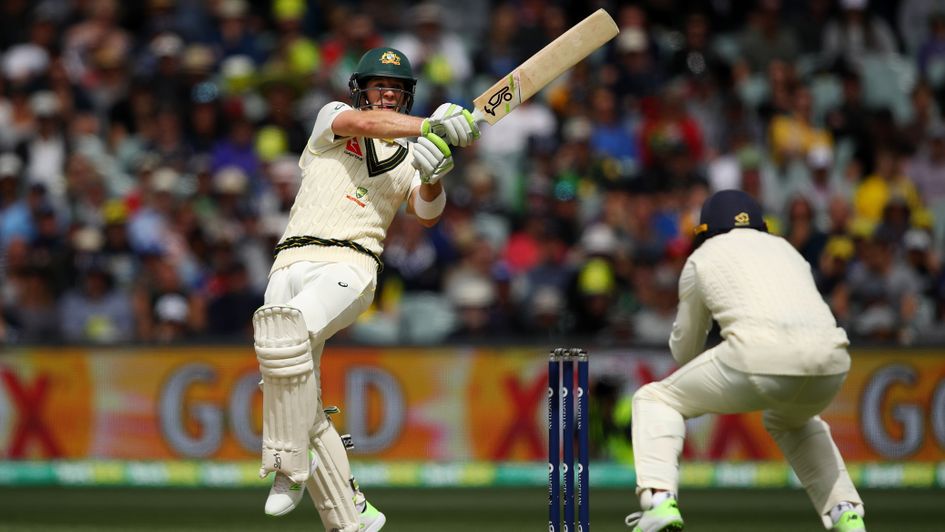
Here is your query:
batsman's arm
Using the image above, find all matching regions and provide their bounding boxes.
[331,106,479,147]
[406,181,445,227]
[331,109,425,139]
[669,259,712,365]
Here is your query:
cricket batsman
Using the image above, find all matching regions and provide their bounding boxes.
[252,47,479,531]
[625,190,866,532]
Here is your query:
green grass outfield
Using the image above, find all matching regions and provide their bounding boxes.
[0,487,941,531]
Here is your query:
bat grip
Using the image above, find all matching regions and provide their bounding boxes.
[471,108,486,126]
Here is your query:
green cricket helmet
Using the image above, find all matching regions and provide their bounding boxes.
[348,47,417,113]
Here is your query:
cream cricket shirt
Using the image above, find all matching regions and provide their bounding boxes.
[271,102,419,277]
[670,229,850,376]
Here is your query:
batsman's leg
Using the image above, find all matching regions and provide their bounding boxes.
[263,261,380,529]
[254,305,318,484]
[305,338,385,532]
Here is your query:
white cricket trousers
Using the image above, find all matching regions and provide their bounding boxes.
[265,260,376,344]
[263,260,376,415]
[632,348,862,523]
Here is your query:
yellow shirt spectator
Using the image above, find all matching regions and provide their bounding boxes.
[768,114,833,166]
[853,173,920,222]
[853,148,922,224]
[768,86,833,166]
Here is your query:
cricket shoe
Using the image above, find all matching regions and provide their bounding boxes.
[358,499,386,531]
[832,510,866,531]
[625,498,684,531]
[265,450,317,516]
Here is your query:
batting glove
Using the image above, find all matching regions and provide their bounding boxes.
[421,103,480,148]
[412,132,454,185]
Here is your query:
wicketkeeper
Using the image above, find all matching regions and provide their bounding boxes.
[253,47,479,531]
[625,190,866,532]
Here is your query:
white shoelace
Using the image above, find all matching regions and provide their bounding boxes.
[625,511,644,528]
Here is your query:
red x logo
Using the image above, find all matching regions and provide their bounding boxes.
[1,367,61,458]
[708,414,765,459]
[491,371,546,459]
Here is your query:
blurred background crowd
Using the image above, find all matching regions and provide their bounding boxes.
[1,0,944,346]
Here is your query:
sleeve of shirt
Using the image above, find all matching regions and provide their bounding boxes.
[669,258,713,365]
[308,101,352,151]
[408,162,423,200]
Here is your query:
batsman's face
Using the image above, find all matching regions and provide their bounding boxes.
[364,77,406,111]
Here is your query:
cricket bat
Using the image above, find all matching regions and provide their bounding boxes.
[471,8,619,125]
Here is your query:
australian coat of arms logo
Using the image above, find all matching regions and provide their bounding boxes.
[380,51,401,65]
[346,186,369,207]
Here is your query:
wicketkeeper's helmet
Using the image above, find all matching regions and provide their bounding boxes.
[692,189,768,249]
[348,47,417,113]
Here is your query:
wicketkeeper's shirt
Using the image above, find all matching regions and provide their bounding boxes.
[271,102,418,276]
[670,229,850,376]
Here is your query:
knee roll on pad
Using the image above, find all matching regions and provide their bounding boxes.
[305,417,360,531]
[254,305,317,483]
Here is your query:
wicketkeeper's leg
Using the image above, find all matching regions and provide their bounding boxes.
[631,349,767,504]
[631,383,687,500]
[763,391,864,529]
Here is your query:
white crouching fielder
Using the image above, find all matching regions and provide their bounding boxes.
[625,190,866,532]
[254,46,479,532]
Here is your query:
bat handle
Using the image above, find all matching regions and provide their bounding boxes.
[471,108,486,127]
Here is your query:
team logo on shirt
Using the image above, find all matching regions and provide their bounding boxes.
[734,212,750,226]
[379,51,401,65]
[346,186,368,207]
[344,138,364,159]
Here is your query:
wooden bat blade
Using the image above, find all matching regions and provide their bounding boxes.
[472,8,619,125]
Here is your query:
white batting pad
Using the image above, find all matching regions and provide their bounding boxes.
[306,417,360,532]
[254,305,317,483]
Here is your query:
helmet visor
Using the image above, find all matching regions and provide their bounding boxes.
[353,77,414,113]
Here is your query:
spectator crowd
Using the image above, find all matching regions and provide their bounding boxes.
[1,0,944,346]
